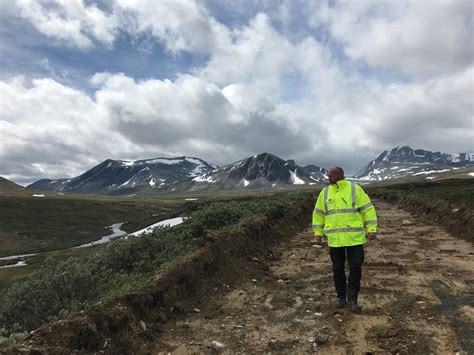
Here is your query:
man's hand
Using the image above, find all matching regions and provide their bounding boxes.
[367,233,377,241]
[312,235,327,247]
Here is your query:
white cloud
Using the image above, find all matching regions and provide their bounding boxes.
[116,0,230,54]
[13,0,229,53]
[0,76,138,183]
[198,13,293,86]
[310,0,474,78]
[94,72,313,155]
[15,0,119,49]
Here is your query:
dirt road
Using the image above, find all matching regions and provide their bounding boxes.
[144,199,473,354]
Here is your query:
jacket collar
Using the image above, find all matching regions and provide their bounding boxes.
[331,178,348,187]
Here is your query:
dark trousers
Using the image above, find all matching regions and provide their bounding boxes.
[329,244,365,302]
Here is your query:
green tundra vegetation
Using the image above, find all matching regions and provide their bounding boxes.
[0,189,312,345]
[366,178,474,210]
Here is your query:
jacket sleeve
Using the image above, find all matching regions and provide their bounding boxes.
[356,184,378,233]
[312,189,326,236]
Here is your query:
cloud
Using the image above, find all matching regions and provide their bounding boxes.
[198,13,293,86]
[13,0,229,53]
[94,72,316,157]
[309,0,474,78]
[1,1,473,185]
[15,0,119,49]
[365,66,474,148]
[116,0,230,54]
[0,76,138,184]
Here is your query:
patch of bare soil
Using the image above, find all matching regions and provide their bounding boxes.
[143,200,473,354]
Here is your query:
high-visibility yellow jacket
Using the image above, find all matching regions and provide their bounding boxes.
[312,178,377,247]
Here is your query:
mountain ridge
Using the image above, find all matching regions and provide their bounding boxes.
[28,153,328,195]
[26,146,474,194]
[355,145,474,181]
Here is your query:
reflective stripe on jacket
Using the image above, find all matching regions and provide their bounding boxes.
[312,179,377,247]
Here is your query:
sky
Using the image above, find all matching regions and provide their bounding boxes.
[0,0,473,186]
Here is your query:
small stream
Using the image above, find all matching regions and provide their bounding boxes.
[73,223,127,248]
[0,217,186,268]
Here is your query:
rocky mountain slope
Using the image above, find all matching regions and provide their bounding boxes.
[354,146,474,181]
[28,157,217,195]
[28,153,328,195]
[188,153,327,191]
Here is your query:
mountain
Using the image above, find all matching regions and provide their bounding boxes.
[28,153,328,195]
[28,156,217,195]
[354,146,474,181]
[0,176,28,195]
[188,153,327,191]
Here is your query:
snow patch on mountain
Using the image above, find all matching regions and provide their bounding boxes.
[289,170,305,185]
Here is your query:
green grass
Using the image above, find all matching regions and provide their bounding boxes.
[0,195,190,257]
[366,178,474,210]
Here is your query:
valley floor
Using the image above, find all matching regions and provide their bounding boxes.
[143,200,473,354]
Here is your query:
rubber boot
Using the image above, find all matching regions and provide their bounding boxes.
[348,298,361,313]
[336,297,347,309]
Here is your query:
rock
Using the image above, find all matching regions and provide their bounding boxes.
[402,219,412,226]
[139,320,147,331]
[251,279,258,283]
[193,308,201,313]
[211,340,225,349]
[308,337,315,343]
[314,312,323,316]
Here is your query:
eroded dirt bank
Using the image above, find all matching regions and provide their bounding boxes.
[144,199,473,354]
[4,198,473,354]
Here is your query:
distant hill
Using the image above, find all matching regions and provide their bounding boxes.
[0,177,28,195]
[354,146,474,181]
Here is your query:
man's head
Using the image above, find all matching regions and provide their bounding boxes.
[328,166,344,184]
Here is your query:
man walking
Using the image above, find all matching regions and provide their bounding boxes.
[312,166,378,312]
